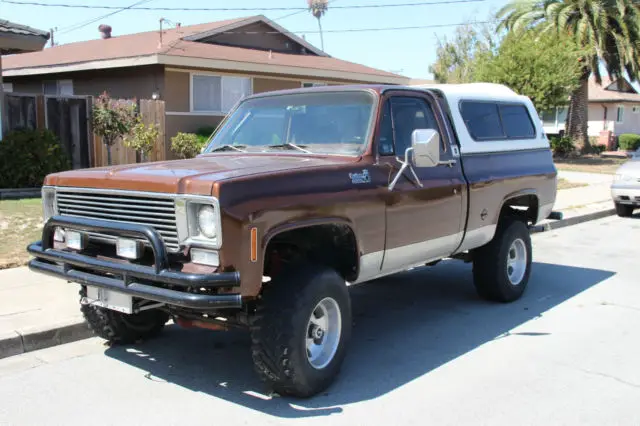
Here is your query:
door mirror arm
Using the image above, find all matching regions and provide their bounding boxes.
[388,147,423,191]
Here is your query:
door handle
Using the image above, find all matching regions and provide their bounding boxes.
[438,159,457,167]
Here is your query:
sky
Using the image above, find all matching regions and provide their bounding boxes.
[0,0,509,80]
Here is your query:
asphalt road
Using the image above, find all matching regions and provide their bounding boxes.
[1,215,639,426]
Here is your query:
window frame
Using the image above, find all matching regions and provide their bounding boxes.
[376,93,449,158]
[42,79,74,96]
[190,73,253,115]
[616,105,625,123]
[458,99,537,142]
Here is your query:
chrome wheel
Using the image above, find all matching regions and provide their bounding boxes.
[507,238,527,285]
[306,297,342,370]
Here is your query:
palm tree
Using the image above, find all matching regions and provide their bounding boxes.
[308,0,329,51]
[497,0,640,151]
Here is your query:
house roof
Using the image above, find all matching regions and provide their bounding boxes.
[0,20,50,39]
[2,16,407,85]
[589,75,640,103]
[0,19,49,54]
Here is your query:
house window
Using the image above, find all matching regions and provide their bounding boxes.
[616,105,624,123]
[633,106,640,114]
[43,80,74,96]
[2,83,13,93]
[302,82,327,88]
[191,74,252,113]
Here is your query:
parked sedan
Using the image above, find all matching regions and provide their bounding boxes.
[611,154,640,217]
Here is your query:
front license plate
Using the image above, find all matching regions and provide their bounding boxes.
[86,286,133,314]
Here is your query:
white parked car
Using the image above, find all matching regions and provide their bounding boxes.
[611,153,640,217]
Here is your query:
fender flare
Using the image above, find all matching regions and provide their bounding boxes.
[261,217,361,278]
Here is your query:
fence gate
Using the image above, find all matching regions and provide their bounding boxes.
[45,96,91,170]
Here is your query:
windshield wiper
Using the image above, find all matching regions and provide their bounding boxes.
[210,144,247,153]
[266,143,311,153]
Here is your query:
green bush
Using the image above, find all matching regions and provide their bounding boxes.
[591,144,607,154]
[618,133,640,151]
[195,126,217,138]
[549,136,575,156]
[0,129,71,189]
[170,132,206,159]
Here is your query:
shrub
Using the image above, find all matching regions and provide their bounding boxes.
[0,129,71,188]
[549,136,575,156]
[591,144,606,154]
[618,133,640,151]
[123,118,160,161]
[170,132,206,159]
[195,126,217,138]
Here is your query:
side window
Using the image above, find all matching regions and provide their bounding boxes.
[500,104,535,138]
[460,102,504,140]
[378,96,439,156]
[460,101,536,141]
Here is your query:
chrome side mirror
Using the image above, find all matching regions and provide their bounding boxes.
[411,129,440,168]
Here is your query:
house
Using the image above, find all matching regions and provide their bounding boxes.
[1,15,409,155]
[542,75,640,138]
[0,19,49,139]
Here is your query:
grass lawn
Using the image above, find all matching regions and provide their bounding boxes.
[557,178,587,190]
[0,198,42,269]
[554,155,628,174]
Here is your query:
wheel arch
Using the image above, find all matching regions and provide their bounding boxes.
[497,188,540,225]
[261,217,361,283]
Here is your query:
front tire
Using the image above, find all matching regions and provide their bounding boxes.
[472,218,532,303]
[250,264,352,398]
[615,202,635,217]
[79,287,169,344]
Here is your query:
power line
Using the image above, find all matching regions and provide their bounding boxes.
[211,20,494,35]
[58,0,155,34]
[273,0,340,22]
[3,0,485,11]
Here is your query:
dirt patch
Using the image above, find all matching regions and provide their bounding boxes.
[557,178,588,190]
[0,198,42,269]
[554,155,628,174]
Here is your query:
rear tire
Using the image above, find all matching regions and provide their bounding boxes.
[472,218,532,303]
[79,287,169,344]
[250,264,352,398]
[615,202,635,217]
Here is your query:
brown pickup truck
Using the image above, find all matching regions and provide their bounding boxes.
[28,83,558,398]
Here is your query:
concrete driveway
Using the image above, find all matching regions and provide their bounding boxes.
[0,214,638,425]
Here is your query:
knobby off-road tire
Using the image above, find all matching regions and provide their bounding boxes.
[79,287,169,344]
[615,202,635,218]
[472,218,532,303]
[250,264,352,398]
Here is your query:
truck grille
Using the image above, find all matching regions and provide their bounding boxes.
[55,190,180,252]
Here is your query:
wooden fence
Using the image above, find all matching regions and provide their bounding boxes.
[92,99,166,168]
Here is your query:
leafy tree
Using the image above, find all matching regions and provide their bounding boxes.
[497,0,640,151]
[123,118,160,162]
[429,21,500,83]
[91,92,137,165]
[474,30,585,113]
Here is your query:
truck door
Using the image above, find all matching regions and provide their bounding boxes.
[377,91,467,274]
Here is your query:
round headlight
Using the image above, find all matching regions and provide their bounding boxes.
[197,205,217,238]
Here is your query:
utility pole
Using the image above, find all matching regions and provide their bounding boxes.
[49,28,55,47]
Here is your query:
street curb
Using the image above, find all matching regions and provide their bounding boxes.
[0,320,94,360]
[533,208,617,233]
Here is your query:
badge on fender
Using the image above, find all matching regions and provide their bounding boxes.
[349,169,370,184]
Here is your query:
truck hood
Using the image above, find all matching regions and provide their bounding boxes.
[45,154,359,196]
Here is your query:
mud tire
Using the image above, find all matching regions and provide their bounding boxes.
[79,287,169,344]
[472,218,532,303]
[250,264,352,398]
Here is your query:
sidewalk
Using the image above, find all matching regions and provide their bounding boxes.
[0,173,618,358]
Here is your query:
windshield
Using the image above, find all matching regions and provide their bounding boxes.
[203,90,377,156]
